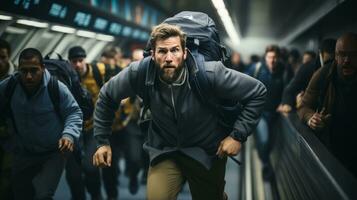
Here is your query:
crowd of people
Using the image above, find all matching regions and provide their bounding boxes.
[0,21,356,200]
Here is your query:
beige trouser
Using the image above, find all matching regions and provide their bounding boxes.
[147,153,227,200]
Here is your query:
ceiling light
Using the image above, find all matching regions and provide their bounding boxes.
[0,14,13,20]
[16,19,48,28]
[76,30,96,38]
[96,34,115,42]
[211,0,240,46]
[51,25,75,34]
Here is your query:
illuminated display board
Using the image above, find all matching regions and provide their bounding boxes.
[0,0,151,41]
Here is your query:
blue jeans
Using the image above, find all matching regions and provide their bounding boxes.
[255,112,275,165]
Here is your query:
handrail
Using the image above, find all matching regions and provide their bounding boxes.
[270,113,357,200]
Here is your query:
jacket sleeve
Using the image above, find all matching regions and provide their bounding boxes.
[58,82,83,142]
[211,62,267,141]
[93,63,138,147]
[281,62,316,106]
[297,68,323,124]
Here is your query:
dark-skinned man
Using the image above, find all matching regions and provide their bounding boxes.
[0,48,82,199]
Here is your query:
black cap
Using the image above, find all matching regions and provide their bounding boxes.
[68,46,86,59]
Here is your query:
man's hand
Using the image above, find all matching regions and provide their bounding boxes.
[93,145,112,168]
[307,108,331,131]
[58,137,74,152]
[296,91,304,109]
[216,136,242,158]
[277,104,292,114]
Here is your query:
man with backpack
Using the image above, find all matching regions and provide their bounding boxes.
[298,33,357,178]
[92,22,266,200]
[66,46,103,200]
[0,48,83,199]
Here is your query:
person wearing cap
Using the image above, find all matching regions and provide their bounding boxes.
[277,38,337,113]
[67,46,103,200]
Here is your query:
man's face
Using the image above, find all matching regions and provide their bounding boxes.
[70,57,86,75]
[303,54,313,64]
[19,58,44,92]
[335,37,357,82]
[231,52,241,65]
[265,51,277,71]
[0,48,9,71]
[153,36,187,83]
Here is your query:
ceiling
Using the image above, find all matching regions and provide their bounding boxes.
[146,0,347,58]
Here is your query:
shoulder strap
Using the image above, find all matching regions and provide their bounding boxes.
[136,57,152,107]
[48,76,63,122]
[129,57,153,125]
[4,75,18,108]
[91,63,104,88]
[2,75,20,134]
[253,62,262,78]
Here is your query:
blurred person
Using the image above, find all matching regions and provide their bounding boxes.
[284,49,301,83]
[0,39,15,200]
[67,46,103,200]
[0,48,82,199]
[92,23,266,200]
[249,54,260,66]
[132,48,144,62]
[246,45,286,180]
[278,39,336,114]
[228,51,246,72]
[0,39,15,80]
[302,51,317,64]
[297,33,357,178]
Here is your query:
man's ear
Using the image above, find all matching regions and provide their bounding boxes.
[183,47,187,60]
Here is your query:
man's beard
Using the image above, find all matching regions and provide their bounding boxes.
[337,64,357,84]
[157,62,184,84]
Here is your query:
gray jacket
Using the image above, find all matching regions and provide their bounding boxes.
[94,54,266,169]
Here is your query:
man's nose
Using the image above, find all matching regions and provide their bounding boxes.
[25,72,33,79]
[165,52,173,62]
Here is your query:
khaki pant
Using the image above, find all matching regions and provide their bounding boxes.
[147,153,227,200]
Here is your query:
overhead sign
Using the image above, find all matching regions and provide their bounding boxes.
[0,0,151,41]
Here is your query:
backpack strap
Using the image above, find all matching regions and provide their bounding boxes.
[2,74,20,134]
[48,76,63,122]
[253,62,262,78]
[129,57,154,125]
[91,63,104,88]
[134,57,153,108]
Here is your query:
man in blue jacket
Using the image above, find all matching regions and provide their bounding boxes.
[0,48,83,200]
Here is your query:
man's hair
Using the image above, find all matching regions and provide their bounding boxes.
[101,47,118,59]
[304,51,317,59]
[319,38,336,54]
[289,48,301,61]
[18,48,43,66]
[149,23,187,50]
[0,39,11,56]
[265,45,280,56]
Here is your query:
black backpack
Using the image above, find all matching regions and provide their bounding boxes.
[44,53,94,120]
[163,11,226,61]
[138,12,241,131]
